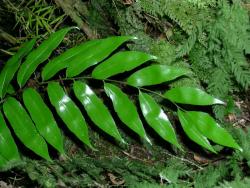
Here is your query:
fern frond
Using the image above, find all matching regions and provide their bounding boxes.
[0,28,241,170]
[216,177,250,188]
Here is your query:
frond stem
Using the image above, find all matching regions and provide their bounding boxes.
[38,76,182,109]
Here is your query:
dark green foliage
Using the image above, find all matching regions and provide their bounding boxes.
[159,158,189,184]
[217,177,250,188]
[0,0,249,187]
[88,0,250,120]
[194,164,229,188]
[0,31,238,167]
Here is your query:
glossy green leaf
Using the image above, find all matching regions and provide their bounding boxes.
[0,112,20,164]
[139,92,181,148]
[92,51,157,79]
[104,83,151,144]
[47,82,93,149]
[0,38,36,98]
[23,88,64,154]
[66,36,137,77]
[164,87,225,105]
[17,27,72,87]
[3,97,51,160]
[177,109,216,153]
[73,81,124,143]
[42,39,99,81]
[181,111,242,151]
[127,65,190,87]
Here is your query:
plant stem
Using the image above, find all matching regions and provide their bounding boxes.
[38,76,182,109]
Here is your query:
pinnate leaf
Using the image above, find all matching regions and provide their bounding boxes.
[17,27,72,87]
[104,83,151,144]
[0,112,20,164]
[66,36,137,77]
[127,65,190,87]
[23,88,65,154]
[92,51,157,79]
[0,38,36,98]
[164,87,225,105]
[47,82,93,149]
[3,97,51,160]
[177,109,216,153]
[42,39,99,81]
[180,111,242,151]
[73,81,124,143]
[139,92,180,148]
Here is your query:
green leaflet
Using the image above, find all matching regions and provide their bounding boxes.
[104,83,151,144]
[177,109,216,153]
[66,36,137,77]
[0,38,36,98]
[181,111,242,151]
[139,92,180,148]
[92,51,157,79]
[0,155,8,169]
[73,81,124,143]
[42,39,99,81]
[0,112,20,164]
[23,88,65,154]
[164,87,225,105]
[127,65,190,87]
[17,27,72,87]
[3,97,51,160]
[47,82,93,149]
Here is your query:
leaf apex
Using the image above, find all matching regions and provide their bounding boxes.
[214,98,226,105]
[238,147,243,152]
[151,55,158,60]
[145,136,152,145]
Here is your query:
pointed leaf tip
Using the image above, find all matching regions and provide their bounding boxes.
[177,109,216,153]
[164,87,225,106]
[183,111,242,151]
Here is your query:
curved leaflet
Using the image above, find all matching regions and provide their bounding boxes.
[73,81,124,143]
[17,27,72,87]
[47,82,93,149]
[181,111,242,151]
[42,39,99,81]
[66,36,137,77]
[104,83,151,144]
[3,97,51,160]
[127,65,190,87]
[139,92,180,148]
[177,109,216,153]
[0,112,20,165]
[0,38,36,98]
[164,87,225,105]
[23,88,65,154]
[92,51,157,79]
